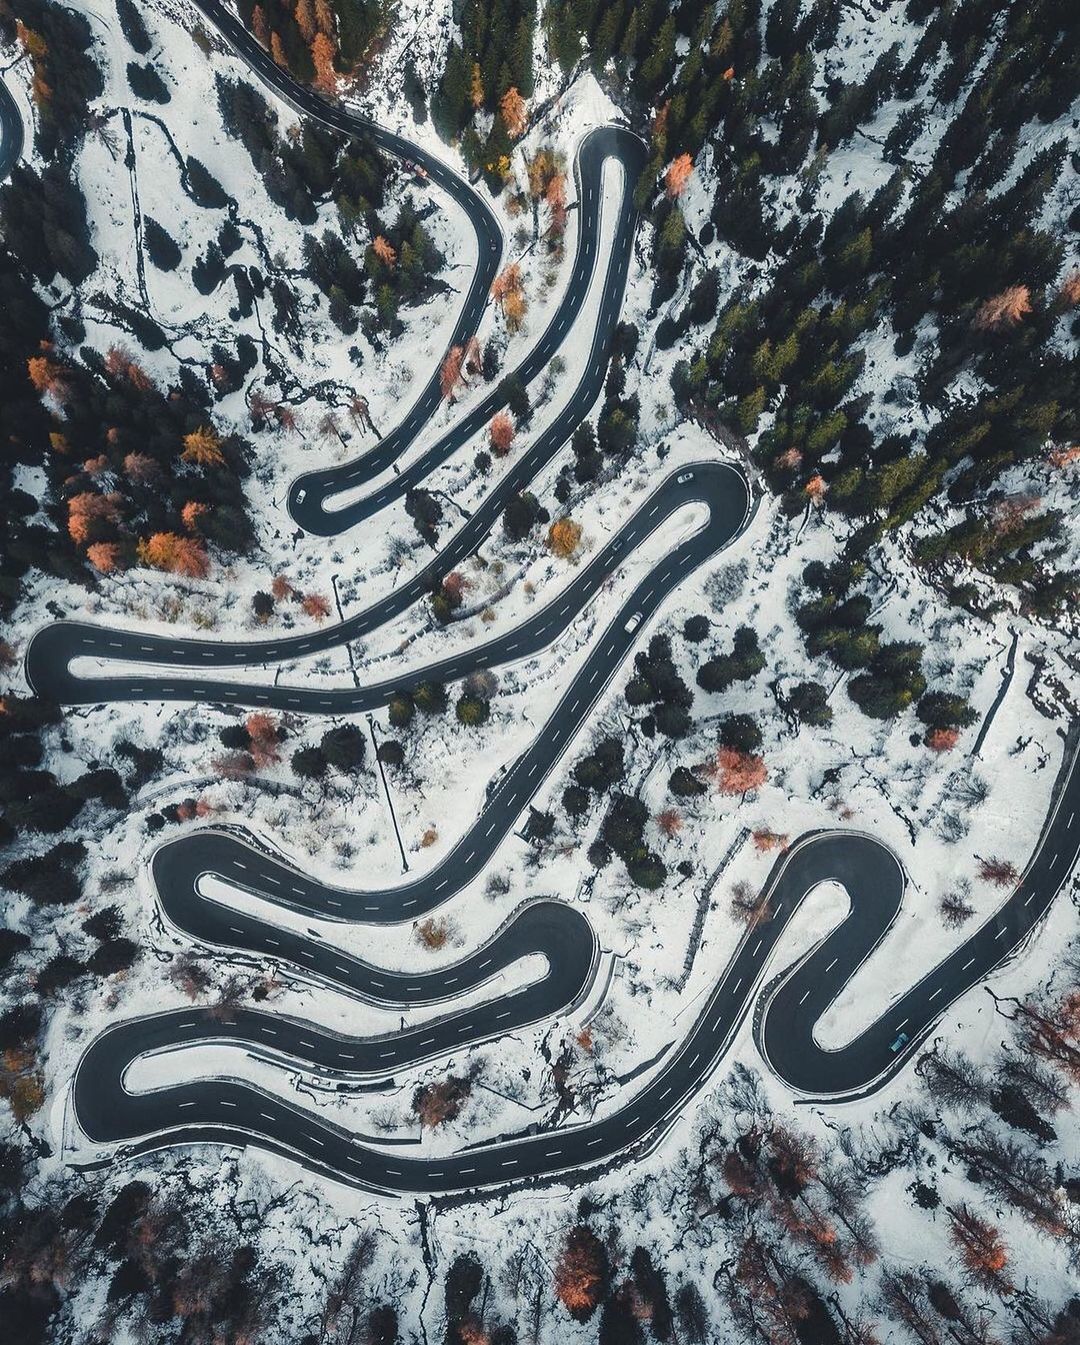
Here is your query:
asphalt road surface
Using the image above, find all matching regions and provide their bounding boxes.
[73,753,1080,1195]
[29,462,749,711]
[86,842,598,1082]
[44,10,1080,1196]
[190,0,646,537]
[190,0,503,539]
[287,124,645,535]
[0,75,23,182]
[27,119,646,697]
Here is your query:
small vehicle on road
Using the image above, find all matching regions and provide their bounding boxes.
[294,488,306,504]
[624,611,644,634]
[890,1031,910,1054]
[677,471,694,483]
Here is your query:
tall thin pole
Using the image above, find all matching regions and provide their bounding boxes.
[367,714,409,873]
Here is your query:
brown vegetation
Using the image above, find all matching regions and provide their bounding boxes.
[413,1074,471,1128]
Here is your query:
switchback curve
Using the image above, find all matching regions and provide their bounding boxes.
[191,0,504,537]
[73,763,1080,1194]
[41,5,1080,1199]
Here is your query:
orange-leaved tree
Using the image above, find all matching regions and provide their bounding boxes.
[1048,444,1080,468]
[136,532,210,579]
[711,746,768,795]
[440,346,464,400]
[973,285,1032,331]
[491,263,524,312]
[246,712,281,767]
[804,473,828,503]
[67,491,121,546]
[948,1204,1010,1290]
[27,353,68,396]
[546,518,582,558]
[181,500,209,532]
[1058,270,1080,308]
[664,153,693,198]
[251,4,270,45]
[123,451,161,484]
[499,86,526,139]
[181,426,225,468]
[371,235,396,267]
[86,542,124,574]
[488,411,515,455]
[294,0,317,42]
[311,31,338,92]
[554,1226,607,1322]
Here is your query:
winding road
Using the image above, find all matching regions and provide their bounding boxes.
[0,73,23,182]
[72,752,1080,1195]
[28,4,1079,1196]
[191,0,504,538]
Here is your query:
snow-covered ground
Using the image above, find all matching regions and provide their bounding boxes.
[4,0,1080,1337]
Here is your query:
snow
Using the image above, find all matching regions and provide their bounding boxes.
[6,0,1080,1336]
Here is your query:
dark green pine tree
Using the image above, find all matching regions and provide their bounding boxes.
[637,13,676,95]
[432,40,470,141]
[511,10,535,96]
[592,2,624,68]
[765,0,802,61]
